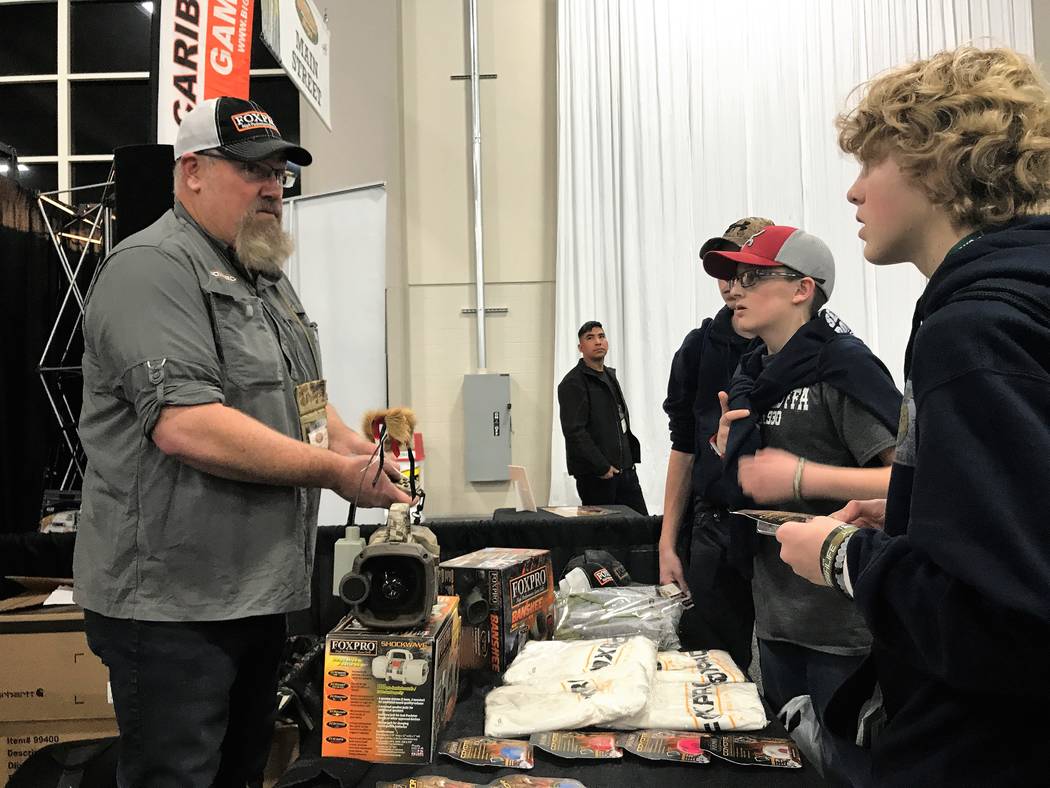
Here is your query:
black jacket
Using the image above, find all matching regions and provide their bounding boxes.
[830,216,1050,784]
[662,306,753,509]
[710,312,902,510]
[557,360,641,478]
[703,312,901,575]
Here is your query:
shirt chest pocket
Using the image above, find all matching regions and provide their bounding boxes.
[207,290,286,389]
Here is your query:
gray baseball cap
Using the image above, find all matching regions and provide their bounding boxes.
[703,225,835,299]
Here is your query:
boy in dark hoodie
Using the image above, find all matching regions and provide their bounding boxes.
[777,47,1050,785]
[659,216,771,668]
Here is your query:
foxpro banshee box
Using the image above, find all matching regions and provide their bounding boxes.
[438,548,555,672]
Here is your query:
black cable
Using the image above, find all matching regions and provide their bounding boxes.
[370,424,387,487]
[345,425,385,529]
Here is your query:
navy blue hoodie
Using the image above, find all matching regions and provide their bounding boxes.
[662,306,752,509]
[833,216,1050,784]
[710,312,902,512]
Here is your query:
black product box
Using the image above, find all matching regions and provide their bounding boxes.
[438,548,555,672]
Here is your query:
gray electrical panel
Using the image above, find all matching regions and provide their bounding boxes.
[463,373,511,481]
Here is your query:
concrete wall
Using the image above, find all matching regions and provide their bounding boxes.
[299,0,557,516]
[1033,0,1050,77]
[400,0,557,515]
[297,0,410,408]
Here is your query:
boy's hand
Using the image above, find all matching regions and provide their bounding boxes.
[715,391,750,456]
[659,545,690,595]
[738,448,798,503]
[776,516,841,586]
[831,499,886,530]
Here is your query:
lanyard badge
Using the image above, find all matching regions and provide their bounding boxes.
[295,379,329,448]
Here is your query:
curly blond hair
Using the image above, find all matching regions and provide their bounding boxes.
[837,47,1050,227]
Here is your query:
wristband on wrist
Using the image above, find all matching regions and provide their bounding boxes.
[792,457,807,502]
[819,526,841,586]
[819,525,854,587]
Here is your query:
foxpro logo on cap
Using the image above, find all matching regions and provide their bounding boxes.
[230,110,279,134]
[173,97,313,165]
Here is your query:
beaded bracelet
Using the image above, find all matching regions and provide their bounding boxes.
[831,530,855,596]
[792,457,807,502]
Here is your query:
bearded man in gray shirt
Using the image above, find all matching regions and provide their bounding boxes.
[75,97,408,787]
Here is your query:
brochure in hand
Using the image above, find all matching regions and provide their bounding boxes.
[731,509,817,536]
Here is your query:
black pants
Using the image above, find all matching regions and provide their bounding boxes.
[83,610,286,788]
[574,466,648,515]
[676,509,755,670]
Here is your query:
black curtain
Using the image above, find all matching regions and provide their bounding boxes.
[0,175,96,533]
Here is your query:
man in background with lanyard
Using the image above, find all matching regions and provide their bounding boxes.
[558,321,648,515]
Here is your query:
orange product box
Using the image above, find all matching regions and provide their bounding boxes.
[321,596,459,764]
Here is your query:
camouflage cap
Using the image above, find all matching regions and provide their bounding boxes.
[699,217,775,260]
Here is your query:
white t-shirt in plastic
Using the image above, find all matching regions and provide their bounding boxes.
[655,649,748,684]
[609,681,768,732]
[501,636,658,685]
[486,636,658,737]
[485,673,651,737]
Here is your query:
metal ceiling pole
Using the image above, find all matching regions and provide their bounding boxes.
[468,0,487,371]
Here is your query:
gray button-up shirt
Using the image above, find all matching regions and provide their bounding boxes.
[74,201,322,621]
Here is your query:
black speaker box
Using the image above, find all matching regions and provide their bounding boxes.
[112,144,174,245]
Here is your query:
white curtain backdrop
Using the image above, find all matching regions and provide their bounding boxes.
[550,0,1033,512]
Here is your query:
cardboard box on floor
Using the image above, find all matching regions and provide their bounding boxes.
[0,705,297,787]
[321,596,460,764]
[0,579,303,786]
[0,578,116,784]
[0,577,75,615]
[0,590,112,722]
[0,710,296,786]
[0,718,119,785]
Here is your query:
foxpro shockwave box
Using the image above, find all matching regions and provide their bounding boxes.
[438,548,555,672]
[321,596,460,764]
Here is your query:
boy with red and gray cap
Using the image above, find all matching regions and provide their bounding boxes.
[704,225,901,782]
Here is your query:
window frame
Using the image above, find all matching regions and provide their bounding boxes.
[0,0,291,197]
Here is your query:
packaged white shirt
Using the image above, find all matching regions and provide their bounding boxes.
[655,649,748,684]
[486,636,658,737]
[609,681,768,732]
[485,673,651,737]
[501,636,658,685]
